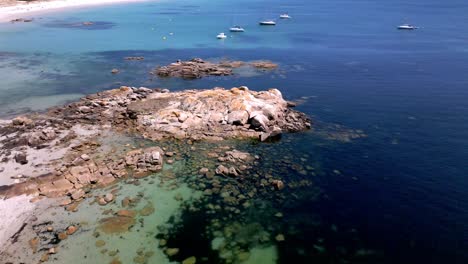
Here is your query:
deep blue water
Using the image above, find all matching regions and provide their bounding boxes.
[0,0,467,262]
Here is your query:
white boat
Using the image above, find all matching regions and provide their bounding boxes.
[259,20,276,26]
[217,32,227,39]
[229,25,245,32]
[280,14,291,19]
[398,24,417,30]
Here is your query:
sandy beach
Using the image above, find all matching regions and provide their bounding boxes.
[0,0,148,23]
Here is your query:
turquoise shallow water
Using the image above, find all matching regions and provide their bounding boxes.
[1,0,468,263]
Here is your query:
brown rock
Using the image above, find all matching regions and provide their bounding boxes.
[29,237,39,253]
[116,210,137,218]
[58,232,68,240]
[98,197,108,206]
[70,189,85,200]
[40,252,49,262]
[139,203,155,216]
[66,225,78,235]
[12,116,33,126]
[272,180,285,190]
[96,240,106,247]
[99,216,136,234]
[110,258,122,264]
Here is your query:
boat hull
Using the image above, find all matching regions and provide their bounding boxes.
[259,22,276,26]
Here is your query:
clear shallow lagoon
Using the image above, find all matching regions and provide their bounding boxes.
[1,0,468,263]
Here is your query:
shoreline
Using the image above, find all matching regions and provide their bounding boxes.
[0,0,150,23]
[0,84,310,262]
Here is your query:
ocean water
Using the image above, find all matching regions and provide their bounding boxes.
[1,0,468,263]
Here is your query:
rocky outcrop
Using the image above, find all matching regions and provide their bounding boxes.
[0,86,309,202]
[127,86,310,141]
[10,18,33,23]
[152,58,278,79]
[124,56,144,61]
[154,58,233,79]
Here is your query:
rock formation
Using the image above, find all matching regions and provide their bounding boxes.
[0,86,310,202]
[152,58,278,79]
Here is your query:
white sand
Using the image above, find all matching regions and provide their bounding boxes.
[0,194,35,248]
[0,0,149,23]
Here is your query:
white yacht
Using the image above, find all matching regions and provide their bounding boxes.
[217,32,227,39]
[280,14,291,19]
[259,20,276,26]
[398,24,417,30]
[229,25,245,32]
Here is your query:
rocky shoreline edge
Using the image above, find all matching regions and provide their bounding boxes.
[0,85,310,262]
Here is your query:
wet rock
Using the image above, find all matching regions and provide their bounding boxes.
[140,203,155,216]
[29,237,39,253]
[224,150,252,162]
[14,152,28,164]
[215,165,229,176]
[110,257,122,264]
[116,210,137,218]
[40,252,49,262]
[275,212,283,218]
[182,256,197,264]
[272,180,285,190]
[275,234,285,241]
[96,240,106,247]
[159,239,167,246]
[154,58,233,79]
[57,232,68,240]
[199,167,209,175]
[98,197,108,206]
[111,69,120,74]
[104,193,114,203]
[66,225,78,235]
[125,147,164,174]
[99,216,136,234]
[251,60,278,69]
[165,248,179,256]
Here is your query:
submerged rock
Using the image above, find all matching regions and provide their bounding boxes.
[99,216,136,234]
[182,256,197,264]
[165,248,179,256]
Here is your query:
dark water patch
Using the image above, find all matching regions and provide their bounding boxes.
[155,138,383,264]
[159,208,221,263]
[42,20,116,30]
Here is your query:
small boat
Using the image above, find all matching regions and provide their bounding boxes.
[259,20,276,26]
[279,14,291,19]
[397,24,417,30]
[216,32,227,39]
[229,25,245,32]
